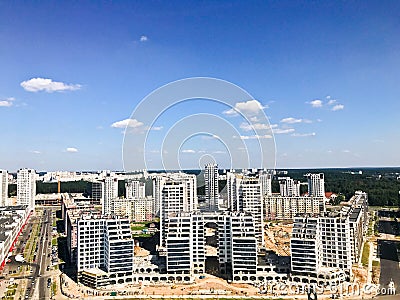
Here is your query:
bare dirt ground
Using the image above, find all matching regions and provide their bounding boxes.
[264,221,293,256]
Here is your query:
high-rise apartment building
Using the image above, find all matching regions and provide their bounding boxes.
[164,211,258,282]
[17,168,36,210]
[77,216,134,288]
[204,163,219,211]
[259,173,272,197]
[0,170,8,206]
[125,180,145,199]
[227,172,264,245]
[158,173,197,248]
[102,174,118,215]
[279,177,300,197]
[306,173,325,197]
[91,181,104,205]
[290,191,368,284]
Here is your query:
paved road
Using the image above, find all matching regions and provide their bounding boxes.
[37,208,53,300]
[378,240,399,296]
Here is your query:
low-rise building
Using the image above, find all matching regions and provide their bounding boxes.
[264,195,324,220]
[0,206,30,269]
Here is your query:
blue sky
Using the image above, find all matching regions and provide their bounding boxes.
[0,1,399,171]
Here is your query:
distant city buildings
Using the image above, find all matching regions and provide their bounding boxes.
[17,168,36,210]
[0,170,8,206]
[42,166,369,289]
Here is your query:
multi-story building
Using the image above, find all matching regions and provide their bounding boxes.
[91,181,104,205]
[102,174,118,215]
[259,173,272,197]
[111,197,154,222]
[264,195,324,220]
[164,211,258,283]
[204,163,219,211]
[165,212,205,276]
[61,194,100,263]
[219,211,258,281]
[77,216,134,288]
[290,191,368,284]
[158,173,197,248]
[279,177,300,197]
[227,172,264,245]
[306,173,325,197]
[0,206,29,269]
[125,180,145,199]
[0,170,8,206]
[17,168,36,210]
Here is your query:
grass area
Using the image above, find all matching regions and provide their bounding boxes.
[51,282,57,296]
[131,225,146,231]
[5,288,16,296]
[132,233,152,237]
[362,242,370,267]
[52,218,57,227]
[52,237,58,246]
[372,260,380,267]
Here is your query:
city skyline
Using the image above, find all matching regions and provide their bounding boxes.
[1,1,399,171]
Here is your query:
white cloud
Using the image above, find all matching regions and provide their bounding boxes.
[182,149,196,153]
[213,150,226,154]
[309,99,323,108]
[240,122,276,131]
[234,134,273,140]
[0,97,15,107]
[342,149,350,153]
[223,99,267,116]
[111,118,144,129]
[66,147,78,153]
[291,132,316,137]
[273,128,295,134]
[149,126,163,131]
[21,78,81,93]
[280,117,302,124]
[327,99,337,105]
[249,116,259,122]
[332,104,344,111]
[140,35,148,42]
[30,150,41,154]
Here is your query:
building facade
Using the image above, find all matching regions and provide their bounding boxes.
[306,173,325,197]
[0,170,8,207]
[204,163,219,211]
[17,168,36,210]
[279,177,300,197]
[77,216,135,287]
[264,195,324,220]
[125,180,145,199]
[102,175,118,215]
